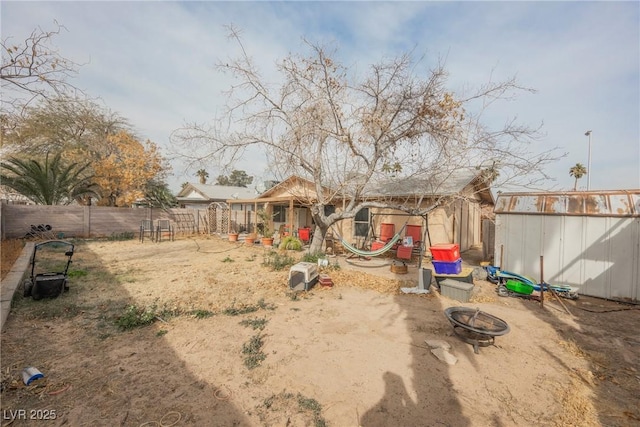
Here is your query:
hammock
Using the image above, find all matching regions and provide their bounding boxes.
[332,222,409,258]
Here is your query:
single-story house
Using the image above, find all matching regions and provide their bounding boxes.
[176,183,257,209]
[226,170,494,253]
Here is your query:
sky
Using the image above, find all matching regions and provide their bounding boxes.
[2,1,639,194]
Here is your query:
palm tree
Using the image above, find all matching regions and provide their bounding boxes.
[569,163,587,191]
[196,169,209,184]
[0,153,99,205]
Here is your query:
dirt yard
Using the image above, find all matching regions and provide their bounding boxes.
[1,236,639,427]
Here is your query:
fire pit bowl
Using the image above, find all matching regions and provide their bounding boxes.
[444,307,510,353]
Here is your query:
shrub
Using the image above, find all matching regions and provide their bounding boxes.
[279,236,303,251]
[239,317,268,330]
[116,304,158,330]
[242,333,267,369]
[108,231,135,241]
[301,251,325,263]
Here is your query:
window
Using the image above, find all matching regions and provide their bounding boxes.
[273,206,287,222]
[354,207,370,237]
[324,205,335,216]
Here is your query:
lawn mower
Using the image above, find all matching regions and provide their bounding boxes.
[23,240,74,300]
[483,265,579,300]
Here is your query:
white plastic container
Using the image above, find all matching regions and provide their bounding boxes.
[22,367,44,385]
[288,262,319,291]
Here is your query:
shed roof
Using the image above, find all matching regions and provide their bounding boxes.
[494,190,640,217]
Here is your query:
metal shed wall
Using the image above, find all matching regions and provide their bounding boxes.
[494,191,640,302]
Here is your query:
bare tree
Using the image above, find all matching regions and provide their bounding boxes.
[1,22,82,114]
[172,28,560,252]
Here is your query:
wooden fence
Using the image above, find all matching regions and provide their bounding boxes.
[0,203,210,240]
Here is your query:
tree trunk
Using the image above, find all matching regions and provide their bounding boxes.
[308,222,329,254]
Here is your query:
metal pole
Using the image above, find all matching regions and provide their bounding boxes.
[540,256,544,308]
[585,130,592,190]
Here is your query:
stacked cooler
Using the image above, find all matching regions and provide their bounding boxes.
[430,244,462,274]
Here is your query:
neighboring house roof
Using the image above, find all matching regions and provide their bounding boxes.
[176,183,257,203]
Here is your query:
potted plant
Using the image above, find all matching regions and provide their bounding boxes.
[228,228,239,242]
[245,231,257,246]
[257,209,275,247]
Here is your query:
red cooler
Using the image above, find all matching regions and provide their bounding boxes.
[429,243,460,261]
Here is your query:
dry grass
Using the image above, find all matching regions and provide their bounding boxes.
[1,239,25,280]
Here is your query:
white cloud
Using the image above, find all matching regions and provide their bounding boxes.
[2,1,638,192]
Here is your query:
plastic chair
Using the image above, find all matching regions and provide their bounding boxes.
[405,224,422,248]
[298,227,312,244]
[396,245,413,261]
[156,219,174,242]
[139,220,155,242]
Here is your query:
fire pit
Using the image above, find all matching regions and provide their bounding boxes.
[444,307,510,354]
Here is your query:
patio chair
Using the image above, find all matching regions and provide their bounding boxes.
[298,227,312,244]
[139,219,155,242]
[155,219,174,242]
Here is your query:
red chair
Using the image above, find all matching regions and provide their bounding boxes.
[396,245,413,260]
[379,223,395,242]
[405,225,422,248]
[298,227,311,244]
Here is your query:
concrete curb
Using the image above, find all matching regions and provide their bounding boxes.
[1,242,34,331]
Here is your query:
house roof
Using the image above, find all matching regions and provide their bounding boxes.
[226,170,494,206]
[364,169,494,204]
[257,176,315,199]
[176,183,257,202]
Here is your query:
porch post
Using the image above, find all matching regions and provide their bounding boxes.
[289,197,294,234]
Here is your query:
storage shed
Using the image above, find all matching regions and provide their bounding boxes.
[494,190,640,303]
